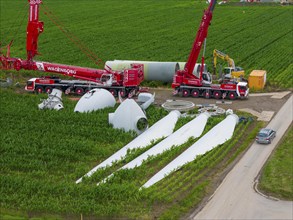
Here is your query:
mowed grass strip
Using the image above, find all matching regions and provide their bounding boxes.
[259,126,293,200]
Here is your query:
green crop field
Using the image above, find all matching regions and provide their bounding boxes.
[0,0,292,88]
[0,0,291,219]
[0,88,261,219]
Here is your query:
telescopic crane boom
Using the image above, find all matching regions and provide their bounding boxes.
[172,0,249,100]
[172,0,216,88]
[184,0,216,80]
[0,0,144,96]
[26,0,44,62]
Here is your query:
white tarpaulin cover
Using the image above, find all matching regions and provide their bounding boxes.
[76,110,181,184]
[142,114,239,188]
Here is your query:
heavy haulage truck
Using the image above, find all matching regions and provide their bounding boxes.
[172,0,249,100]
[0,0,144,97]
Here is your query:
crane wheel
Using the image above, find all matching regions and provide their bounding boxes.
[182,89,190,97]
[35,86,44,94]
[75,87,84,96]
[191,89,200,98]
[228,92,237,100]
[109,89,118,97]
[213,91,222,99]
[45,86,52,94]
[204,90,211,99]
[119,89,127,98]
[84,88,91,93]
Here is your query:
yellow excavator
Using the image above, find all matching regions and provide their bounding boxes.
[213,49,245,79]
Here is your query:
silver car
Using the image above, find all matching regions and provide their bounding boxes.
[256,128,276,144]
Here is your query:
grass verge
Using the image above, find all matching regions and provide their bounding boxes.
[258,125,293,200]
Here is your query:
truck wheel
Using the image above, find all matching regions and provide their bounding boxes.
[213,91,222,99]
[45,86,52,94]
[228,92,237,100]
[119,89,127,98]
[182,89,190,97]
[84,88,91,93]
[204,90,211,99]
[75,87,84,96]
[109,89,118,97]
[191,89,200,98]
[35,86,44,94]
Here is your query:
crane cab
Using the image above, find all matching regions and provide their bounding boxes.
[236,81,249,98]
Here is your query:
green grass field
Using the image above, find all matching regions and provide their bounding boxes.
[0,88,261,219]
[1,1,292,88]
[259,126,293,200]
[0,0,292,219]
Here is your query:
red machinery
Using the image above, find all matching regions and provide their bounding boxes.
[0,0,144,97]
[172,0,249,100]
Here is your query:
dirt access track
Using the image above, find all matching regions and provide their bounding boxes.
[150,88,292,121]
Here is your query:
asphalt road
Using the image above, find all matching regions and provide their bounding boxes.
[191,95,293,220]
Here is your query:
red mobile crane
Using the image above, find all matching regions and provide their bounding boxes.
[0,0,144,97]
[172,0,249,100]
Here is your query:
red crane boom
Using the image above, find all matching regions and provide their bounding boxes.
[0,0,144,97]
[171,0,249,100]
[184,0,216,79]
[26,0,44,61]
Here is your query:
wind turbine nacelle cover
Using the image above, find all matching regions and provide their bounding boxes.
[109,99,148,134]
[74,89,116,113]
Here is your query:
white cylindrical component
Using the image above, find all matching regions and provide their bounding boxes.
[178,62,208,78]
[106,60,208,82]
[38,88,64,111]
[105,60,180,82]
[50,88,62,100]
[108,99,148,134]
[137,92,154,103]
[142,114,239,188]
[74,89,116,113]
[139,93,155,110]
[76,110,181,184]
[53,103,64,110]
